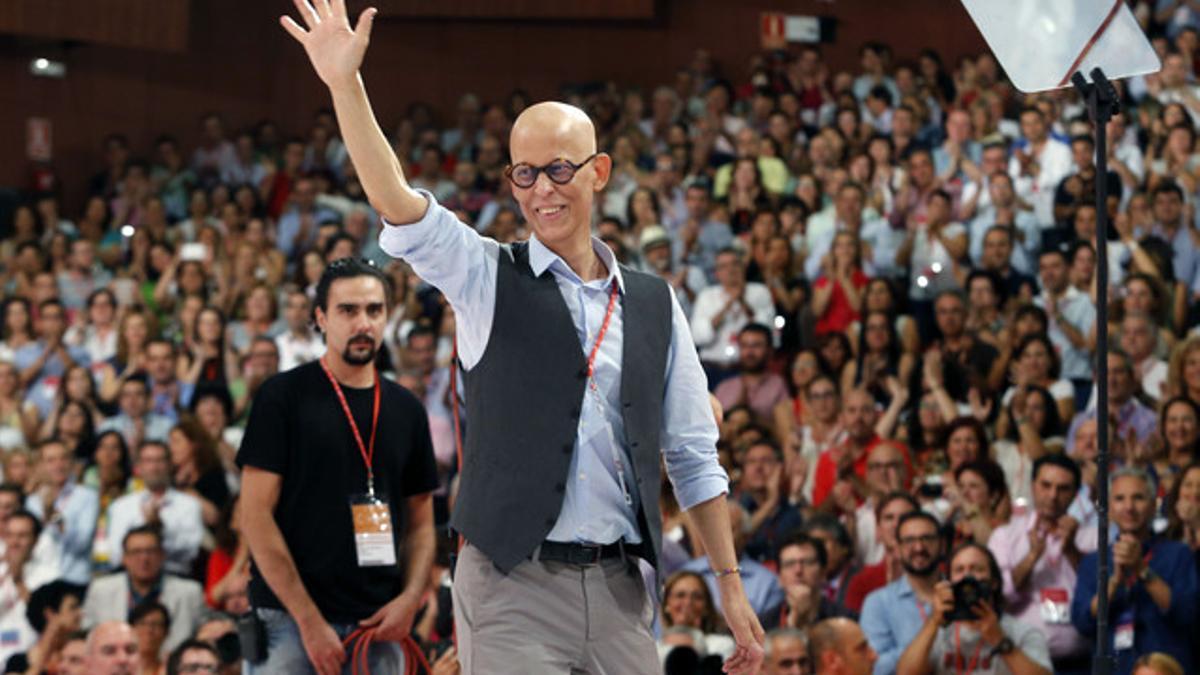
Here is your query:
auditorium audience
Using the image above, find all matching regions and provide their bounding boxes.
[4,25,1200,672]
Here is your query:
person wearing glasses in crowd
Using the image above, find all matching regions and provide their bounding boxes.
[280,1,764,673]
[896,542,1051,675]
[167,639,222,675]
[860,511,945,675]
[772,533,854,631]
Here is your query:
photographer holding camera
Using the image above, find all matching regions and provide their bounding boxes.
[896,542,1051,675]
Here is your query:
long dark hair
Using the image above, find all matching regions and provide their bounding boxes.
[0,297,33,342]
[90,430,132,483]
[1004,384,1065,440]
[1164,461,1200,542]
[1012,333,1062,381]
[854,309,901,386]
[54,400,96,462]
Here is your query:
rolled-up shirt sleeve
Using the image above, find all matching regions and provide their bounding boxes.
[377,190,498,369]
[661,286,729,510]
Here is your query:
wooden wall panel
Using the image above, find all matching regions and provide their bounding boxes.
[0,0,989,213]
[381,0,657,20]
[0,0,190,53]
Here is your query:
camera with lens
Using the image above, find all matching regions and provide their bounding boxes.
[946,576,990,622]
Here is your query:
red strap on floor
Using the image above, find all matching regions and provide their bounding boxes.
[341,628,431,675]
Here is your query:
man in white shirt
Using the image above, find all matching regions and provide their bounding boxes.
[104,442,203,576]
[96,378,174,449]
[274,289,325,372]
[24,441,99,585]
[1120,313,1168,401]
[0,511,56,666]
[690,248,775,376]
[1009,106,1074,226]
[969,172,1040,276]
[1034,248,1096,403]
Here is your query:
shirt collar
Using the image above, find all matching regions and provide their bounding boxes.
[527,233,626,294]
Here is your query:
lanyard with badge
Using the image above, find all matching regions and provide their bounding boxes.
[583,281,634,508]
[320,359,396,568]
[1033,519,1072,624]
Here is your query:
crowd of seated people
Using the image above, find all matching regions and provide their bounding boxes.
[4,8,1200,673]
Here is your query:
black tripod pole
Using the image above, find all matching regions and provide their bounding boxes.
[1071,67,1118,675]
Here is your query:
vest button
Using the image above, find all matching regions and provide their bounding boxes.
[623,401,632,408]
[631,441,639,448]
[562,443,573,454]
[545,517,556,527]
[555,482,565,493]
[569,407,580,419]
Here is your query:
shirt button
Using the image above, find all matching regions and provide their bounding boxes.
[579,473,587,481]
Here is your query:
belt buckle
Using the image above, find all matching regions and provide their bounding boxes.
[577,544,602,566]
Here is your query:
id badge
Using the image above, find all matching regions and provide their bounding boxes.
[349,494,396,568]
[1114,608,1134,651]
[1039,588,1070,624]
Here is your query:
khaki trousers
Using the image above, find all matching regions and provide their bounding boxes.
[452,543,660,674]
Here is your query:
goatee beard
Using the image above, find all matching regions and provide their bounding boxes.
[902,558,939,577]
[343,341,377,365]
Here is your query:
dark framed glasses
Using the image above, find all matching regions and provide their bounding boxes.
[505,153,599,188]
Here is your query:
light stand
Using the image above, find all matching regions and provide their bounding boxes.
[1070,66,1118,675]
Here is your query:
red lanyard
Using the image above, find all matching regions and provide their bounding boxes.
[915,596,928,622]
[319,358,381,497]
[585,281,620,389]
[953,624,986,675]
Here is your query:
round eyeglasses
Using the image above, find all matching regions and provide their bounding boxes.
[505,153,599,189]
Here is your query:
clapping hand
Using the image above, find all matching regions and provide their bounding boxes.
[1113,534,1144,578]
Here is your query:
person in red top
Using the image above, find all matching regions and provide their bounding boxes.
[844,492,918,614]
[812,231,869,336]
[812,388,893,507]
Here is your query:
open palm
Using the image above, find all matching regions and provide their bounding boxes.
[281,0,376,89]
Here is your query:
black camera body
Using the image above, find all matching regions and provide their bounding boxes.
[946,576,990,622]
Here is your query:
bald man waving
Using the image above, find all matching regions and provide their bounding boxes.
[281,2,765,673]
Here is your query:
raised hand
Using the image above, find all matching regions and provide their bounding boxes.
[281,0,377,90]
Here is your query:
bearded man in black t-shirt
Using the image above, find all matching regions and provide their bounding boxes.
[239,258,438,675]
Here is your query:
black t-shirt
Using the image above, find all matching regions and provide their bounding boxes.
[237,361,438,622]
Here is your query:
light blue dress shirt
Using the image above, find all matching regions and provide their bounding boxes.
[861,575,931,675]
[25,481,100,585]
[379,191,729,547]
[1035,287,1096,381]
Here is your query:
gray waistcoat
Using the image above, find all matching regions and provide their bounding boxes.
[451,242,672,574]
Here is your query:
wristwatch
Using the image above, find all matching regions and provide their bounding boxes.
[990,637,1015,657]
[1138,566,1156,583]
